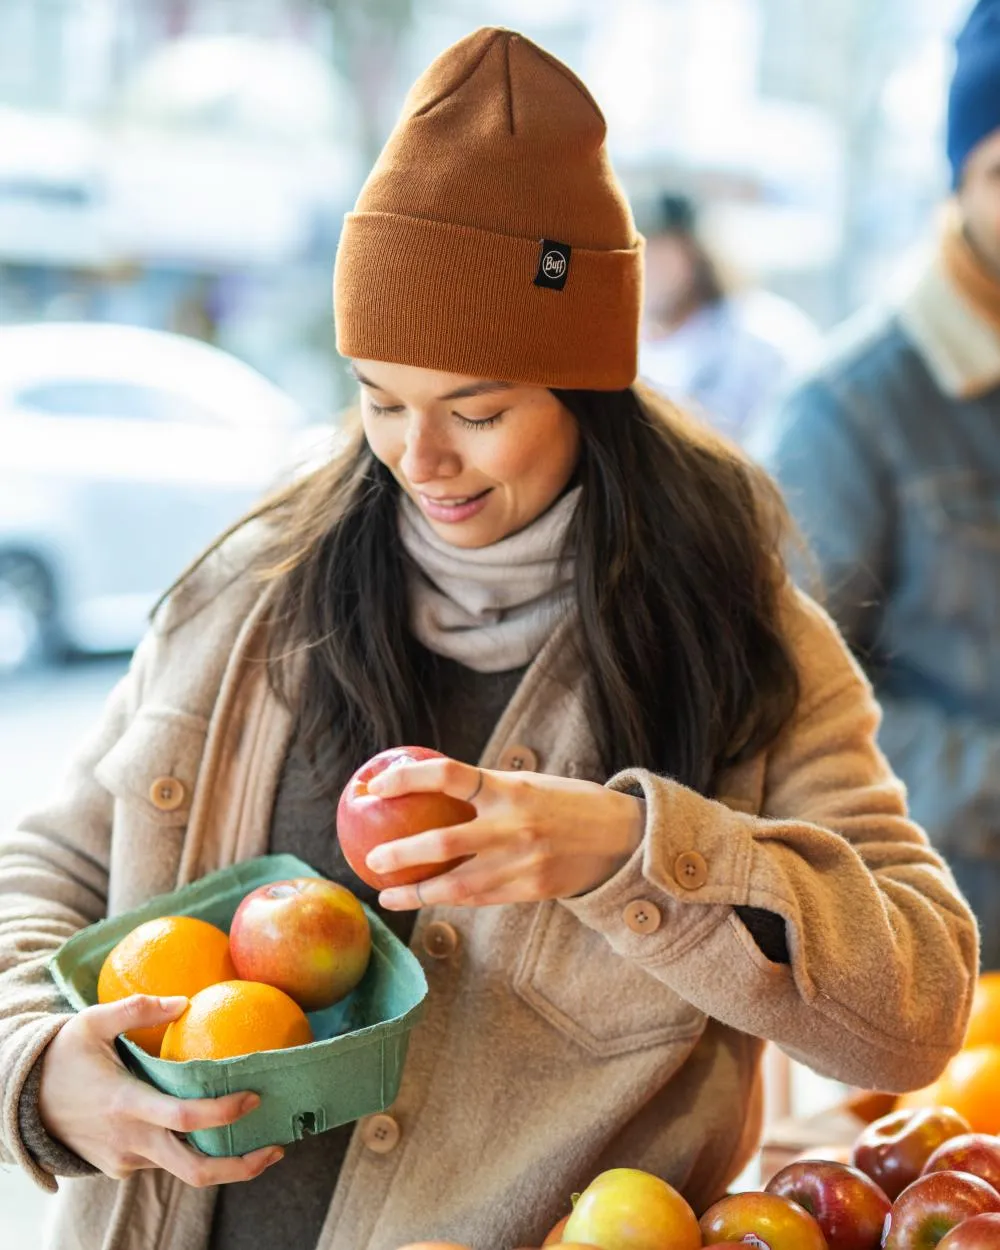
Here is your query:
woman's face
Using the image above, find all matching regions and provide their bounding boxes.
[355,359,580,548]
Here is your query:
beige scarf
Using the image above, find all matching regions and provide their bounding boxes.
[398,487,579,672]
[941,206,1000,339]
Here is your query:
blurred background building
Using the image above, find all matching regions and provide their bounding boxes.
[0,0,980,1244]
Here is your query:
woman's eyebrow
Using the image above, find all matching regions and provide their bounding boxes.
[438,380,516,400]
[349,364,514,402]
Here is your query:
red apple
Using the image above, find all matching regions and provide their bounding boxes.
[766,1159,891,1250]
[564,1168,702,1250]
[938,1213,1000,1250]
[851,1108,972,1200]
[229,877,371,1012]
[923,1136,1000,1191]
[699,1191,827,1250]
[337,747,476,891]
[884,1171,1000,1250]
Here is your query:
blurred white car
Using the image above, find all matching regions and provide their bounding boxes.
[0,322,330,675]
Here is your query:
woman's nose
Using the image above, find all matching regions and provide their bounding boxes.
[399,416,460,482]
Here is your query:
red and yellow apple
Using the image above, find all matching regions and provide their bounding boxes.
[229,877,371,1012]
[563,1167,701,1250]
[765,1159,891,1250]
[884,1170,1000,1250]
[699,1190,827,1250]
[851,1108,972,1200]
[337,746,476,891]
[922,1135,1000,1191]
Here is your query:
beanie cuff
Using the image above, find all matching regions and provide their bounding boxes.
[334,211,642,390]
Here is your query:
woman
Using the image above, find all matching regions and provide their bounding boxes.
[0,27,977,1250]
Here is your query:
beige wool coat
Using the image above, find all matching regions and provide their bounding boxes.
[0,527,978,1250]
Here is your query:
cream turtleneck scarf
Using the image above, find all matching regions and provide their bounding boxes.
[398,487,580,673]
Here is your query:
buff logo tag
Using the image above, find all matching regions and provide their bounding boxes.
[534,239,571,290]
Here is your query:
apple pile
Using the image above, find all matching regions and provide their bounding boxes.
[396,1107,1000,1250]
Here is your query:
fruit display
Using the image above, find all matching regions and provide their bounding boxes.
[765,1160,891,1250]
[882,1171,1000,1250]
[388,1102,1000,1250]
[337,745,476,890]
[851,1109,972,1200]
[700,1191,827,1250]
[96,875,371,1061]
[564,1168,702,1250]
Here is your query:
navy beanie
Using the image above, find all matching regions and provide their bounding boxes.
[948,0,1000,187]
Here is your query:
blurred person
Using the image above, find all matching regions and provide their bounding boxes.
[752,0,1000,966]
[638,193,821,440]
[0,27,976,1250]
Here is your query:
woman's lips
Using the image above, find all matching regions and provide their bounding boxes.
[418,488,493,523]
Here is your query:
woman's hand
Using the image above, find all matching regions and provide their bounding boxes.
[37,994,284,1185]
[365,756,645,909]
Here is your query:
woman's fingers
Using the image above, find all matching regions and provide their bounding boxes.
[380,851,535,910]
[83,993,189,1042]
[137,1124,283,1187]
[123,1082,261,1135]
[366,818,499,876]
[366,756,492,804]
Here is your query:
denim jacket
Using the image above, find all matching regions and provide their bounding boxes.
[751,255,1000,859]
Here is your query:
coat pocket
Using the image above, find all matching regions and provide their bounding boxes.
[94,706,209,828]
[512,900,706,1059]
[94,706,209,915]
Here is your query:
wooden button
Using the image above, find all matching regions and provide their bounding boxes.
[361,1113,400,1154]
[623,899,662,934]
[498,744,538,772]
[149,776,186,812]
[422,921,459,960]
[674,850,708,890]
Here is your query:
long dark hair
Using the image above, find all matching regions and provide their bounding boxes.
[169,383,799,795]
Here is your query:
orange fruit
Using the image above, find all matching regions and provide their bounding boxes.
[97,915,237,1055]
[906,1045,1000,1133]
[964,974,1000,1049]
[160,980,313,1062]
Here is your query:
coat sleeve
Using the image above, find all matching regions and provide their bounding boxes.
[562,592,978,1093]
[0,635,151,1190]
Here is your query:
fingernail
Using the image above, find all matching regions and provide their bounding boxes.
[379,889,403,910]
[366,849,387,871]
[367,776,387,795]
[240,1094,261,1115]
[264,1150,284,1168]
[158,995,188,1011]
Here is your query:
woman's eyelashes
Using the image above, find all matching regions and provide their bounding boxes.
[365,397,506,429]
[454,410,506,430]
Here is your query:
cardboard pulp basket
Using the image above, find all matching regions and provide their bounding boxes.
[48,853,428,1157]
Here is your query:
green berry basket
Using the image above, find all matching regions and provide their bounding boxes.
[47,853,428,1157]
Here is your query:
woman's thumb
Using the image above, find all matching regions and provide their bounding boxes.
[86,993,189,1037]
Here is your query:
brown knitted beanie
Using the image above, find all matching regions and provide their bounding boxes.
[334,27,643,390]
